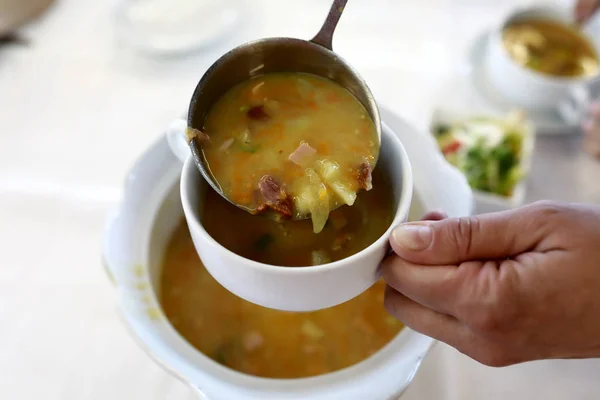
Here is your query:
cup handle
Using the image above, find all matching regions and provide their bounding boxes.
[165,118,190,163]
[557,85,590,126]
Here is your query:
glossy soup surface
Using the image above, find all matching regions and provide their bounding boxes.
[503,19,599,78]
[197,72,380,233]
[160,223,403,379]
[200,167,395,267]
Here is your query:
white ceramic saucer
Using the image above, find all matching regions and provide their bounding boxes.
[463,31,580,135]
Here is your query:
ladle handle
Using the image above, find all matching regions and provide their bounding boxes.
[311,0,348,50]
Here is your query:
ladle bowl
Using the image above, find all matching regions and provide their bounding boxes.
[185,0,381,213]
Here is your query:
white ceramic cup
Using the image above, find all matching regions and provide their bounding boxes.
[167,119,412,311]
[483,5,600,114]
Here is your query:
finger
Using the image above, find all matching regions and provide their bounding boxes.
[583,136,600,157]
[386,210,446,258]
[381,256,460,315]
[421,210,448,221]
[389,204,550,265]
[388,210,446,259]
[575,0,599,23]
[384,286,471,348]
[582,119,596,134]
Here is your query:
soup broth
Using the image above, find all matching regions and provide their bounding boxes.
[160,223,403,379]
[194,72,380,233]
[502,19,599,78]
[200,168,395,267]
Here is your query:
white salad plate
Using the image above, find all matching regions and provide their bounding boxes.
[101,108,473,400]
[428,107,536,214]
[463,30,583,135]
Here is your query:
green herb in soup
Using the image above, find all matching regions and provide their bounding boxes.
[191,72,380,233]
[503,19,599,78]
[200,168,394,267]
[160,222,403,379]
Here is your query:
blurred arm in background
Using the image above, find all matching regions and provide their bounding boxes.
[583,102,600,158]
[576,0,600,158]
[575,0,600,23]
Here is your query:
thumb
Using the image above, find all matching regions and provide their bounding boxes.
[390,204,548,265]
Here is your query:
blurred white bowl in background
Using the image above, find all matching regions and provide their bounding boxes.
[483,5,600,113]
[113,0,241,55]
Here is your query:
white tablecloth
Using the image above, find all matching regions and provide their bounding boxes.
[1,0,599,399]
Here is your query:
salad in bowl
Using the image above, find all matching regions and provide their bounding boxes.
[431,110,535,212]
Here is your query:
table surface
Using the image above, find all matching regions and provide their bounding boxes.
[1,0,599,399]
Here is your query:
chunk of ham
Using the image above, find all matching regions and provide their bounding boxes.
[257,175,293,218]
[185,127,210,143]
[288,142,317,166]
[247,101,280,135]
[243,331,264,352]
[357,162,373,191]
[247,105,269,121]
[247,105,271,135]
[219,138,234,152]
[258,175,283,203]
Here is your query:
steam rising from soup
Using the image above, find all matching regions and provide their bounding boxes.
[502,19,599,78]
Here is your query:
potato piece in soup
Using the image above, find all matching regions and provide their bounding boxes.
[197,72,380,233]
[200,168,394,267]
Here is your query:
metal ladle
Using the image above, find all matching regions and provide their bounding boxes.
[186,0,381,217]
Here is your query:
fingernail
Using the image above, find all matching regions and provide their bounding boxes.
[392,224,432,251]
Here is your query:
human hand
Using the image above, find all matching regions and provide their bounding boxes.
[575,0,600,23]
[382,201,600,366]
[583,101,600,158]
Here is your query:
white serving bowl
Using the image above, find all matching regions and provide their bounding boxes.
[483,4,600,113]
[102,111,472,400]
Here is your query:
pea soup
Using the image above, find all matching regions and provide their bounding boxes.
[191,72,380,233]
[160,222,403,379]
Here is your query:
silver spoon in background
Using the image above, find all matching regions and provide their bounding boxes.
[184,0,381,219]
